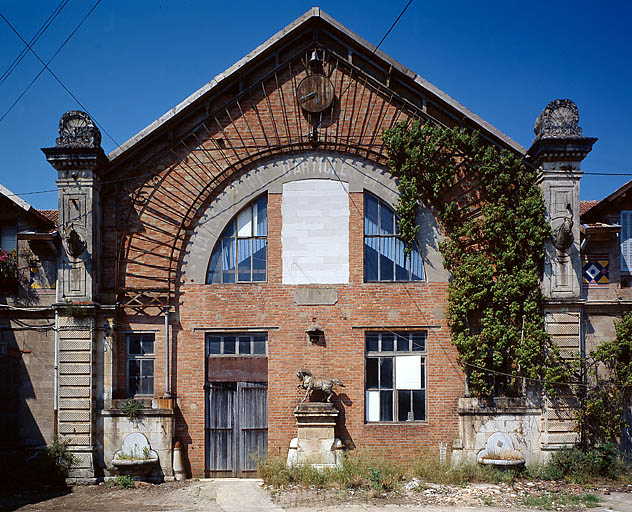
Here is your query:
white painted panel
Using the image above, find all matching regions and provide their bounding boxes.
[282,179,349,284]
[395,356,422,390]
[366,390,380,422]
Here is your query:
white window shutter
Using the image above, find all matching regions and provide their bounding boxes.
[621,211,632,274]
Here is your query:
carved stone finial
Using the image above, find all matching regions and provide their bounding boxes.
[534,99,582,140]
[56,110,101,148]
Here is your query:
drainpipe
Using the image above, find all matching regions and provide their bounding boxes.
[54,307,59,435]
[164,307,171,398]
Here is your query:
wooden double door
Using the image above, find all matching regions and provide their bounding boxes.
[205,381,268,477]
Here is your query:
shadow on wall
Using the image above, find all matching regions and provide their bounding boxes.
[335,393,356,451]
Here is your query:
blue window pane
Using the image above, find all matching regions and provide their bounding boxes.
[366,358,378,389]
[380,357,393,388]
[128,360,140,376]
[410,244,424,280]
[380,390,393,421]
[129,337,141,355]
[412,333,426,352]
[395,239,409,281]
[364,194,379,235]
[252,239,266,282]
[224,336,236,354]
[381,333,394,352]
[255,196,267,236]
[141,338,154,355]
[253,335,266,354]
[237,239,252,282]
[222,238,235,283]
[207,336,221,355]
[398,390,411,421]
[223,219,235,238]
[366,333,379,352]
[141,360,154,394]
[413,390,426,420]
[364,238,379,281]
[239,336,251,354]
[397,332,409,351]
[379,237,394,281]
[208,245,222,283]
[129,377,139,395]
[379,203,395,235]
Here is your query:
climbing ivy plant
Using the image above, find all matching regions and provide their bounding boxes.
[576,312,632,447]
[383,120,569,396]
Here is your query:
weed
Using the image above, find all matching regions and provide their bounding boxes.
[521,492,600,510]
[105,475,135,489]
[414,453,520,485]
[119,398,143,421]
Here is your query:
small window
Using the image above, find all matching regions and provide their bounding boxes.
[207,196,267,283]
[0,224,17,252]
[127,334,155,396]
[583,255,609,286]
[365,331,427,422]
[364,194,423,282]
[205,332,267,356]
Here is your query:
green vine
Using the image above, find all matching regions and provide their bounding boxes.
[383,121,569,396]
[576,312,632,447]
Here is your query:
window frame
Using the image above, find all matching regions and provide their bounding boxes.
[365,331,428,424]
[126,333,155,397]
[207,195,268,284]
[363,193,424,282]
[205,332,268,357]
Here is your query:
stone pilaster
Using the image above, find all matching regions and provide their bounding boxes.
[42,111,106,480]
[528,99,596,301]
[528,100,596,452]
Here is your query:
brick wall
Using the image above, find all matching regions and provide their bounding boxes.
[103,59,466,476]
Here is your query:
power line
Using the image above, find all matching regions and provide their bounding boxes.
[336,0,414,103]
[0,0,69,86]
[0,0,119,149]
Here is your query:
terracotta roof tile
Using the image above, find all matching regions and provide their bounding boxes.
[580,200,598,216]
[38,209,58,226]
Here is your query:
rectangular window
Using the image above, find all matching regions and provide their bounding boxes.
[205,332,267,356]
[127,333,155,397]
[365,331,426,423]
[0,224,17,252]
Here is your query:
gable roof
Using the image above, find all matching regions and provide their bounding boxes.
[581,178,632,222]
[107,7,524,166]
[0,184,56,227]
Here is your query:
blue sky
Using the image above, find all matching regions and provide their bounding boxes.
[0,0,630,210]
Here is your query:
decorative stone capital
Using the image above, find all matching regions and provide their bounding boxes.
[527,99,597,167]
[41,111,106,174]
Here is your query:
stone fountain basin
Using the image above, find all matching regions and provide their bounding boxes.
[112,453,159,477]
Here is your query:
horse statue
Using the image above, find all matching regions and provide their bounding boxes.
[296,369,345,403]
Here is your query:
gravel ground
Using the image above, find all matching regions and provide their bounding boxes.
[0,479,630,512]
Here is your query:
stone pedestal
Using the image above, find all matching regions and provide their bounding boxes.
[287,403,344,469]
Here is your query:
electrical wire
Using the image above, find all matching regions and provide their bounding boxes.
[0,0,69,86]
[0,0,118,150]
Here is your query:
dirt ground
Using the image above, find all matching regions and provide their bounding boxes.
[0,479,631,512]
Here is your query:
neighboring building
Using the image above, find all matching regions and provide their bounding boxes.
[30,8,618,480]
[0,184,58,453]
[580,183,632,454]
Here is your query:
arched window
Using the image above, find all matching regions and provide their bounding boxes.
[207,196,267,283]
[364,193,423,282]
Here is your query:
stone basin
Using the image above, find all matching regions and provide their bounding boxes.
[476,432,525,467]
[112,432,159,478]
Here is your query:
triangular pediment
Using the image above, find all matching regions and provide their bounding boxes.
[107,7,523,171]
